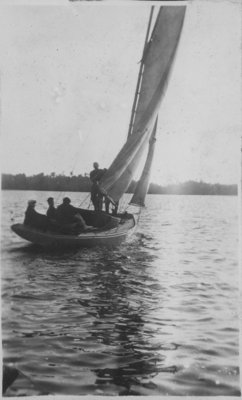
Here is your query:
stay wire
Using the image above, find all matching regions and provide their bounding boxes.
[55,127,91,207]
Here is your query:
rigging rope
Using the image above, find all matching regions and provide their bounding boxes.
[78,193,92,209]
[53,126,91,208]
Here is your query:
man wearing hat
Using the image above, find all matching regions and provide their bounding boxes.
[24,200,48,230]
[24,200,37,226]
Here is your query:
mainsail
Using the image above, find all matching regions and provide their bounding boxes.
[99,6,186,205]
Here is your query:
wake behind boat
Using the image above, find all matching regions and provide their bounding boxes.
[11,6,186,248]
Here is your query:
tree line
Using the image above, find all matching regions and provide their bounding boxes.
[1,173,237,195]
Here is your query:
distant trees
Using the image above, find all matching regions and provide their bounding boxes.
[1,173,238,195]
[1,173,91,192]
[148,180,238,196]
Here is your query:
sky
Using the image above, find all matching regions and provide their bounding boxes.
[0,0,241,185]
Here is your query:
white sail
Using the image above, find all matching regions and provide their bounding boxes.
[129,118,157,207]
[99,6,186,204]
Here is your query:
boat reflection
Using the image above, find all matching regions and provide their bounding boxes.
[84,247,169,394]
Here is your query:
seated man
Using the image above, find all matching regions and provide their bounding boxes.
[46,197,57,221]
[24,200,48,230]
[46,197,61,232]
[56,197,92,234]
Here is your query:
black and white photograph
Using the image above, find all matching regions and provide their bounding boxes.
[0,0,241,396]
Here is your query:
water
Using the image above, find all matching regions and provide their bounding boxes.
[1,190,240,396]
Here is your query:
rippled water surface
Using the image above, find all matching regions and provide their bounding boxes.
[1,191,240,396]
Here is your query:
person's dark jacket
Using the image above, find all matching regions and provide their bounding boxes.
[56,203,78,224]
[90,168,106,184]
[47,206,57,220]
[24,207,48,230]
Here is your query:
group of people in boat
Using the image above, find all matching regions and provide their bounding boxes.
[23,162,118,234]
[24,197,92,235]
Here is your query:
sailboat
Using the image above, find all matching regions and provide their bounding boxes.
[11,6,186,248]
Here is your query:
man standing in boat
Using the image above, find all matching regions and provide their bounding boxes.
[90,162,106,211]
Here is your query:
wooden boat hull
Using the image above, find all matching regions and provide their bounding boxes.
[11,214,135,248]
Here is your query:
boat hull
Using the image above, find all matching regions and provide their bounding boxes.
[11,216,135,248]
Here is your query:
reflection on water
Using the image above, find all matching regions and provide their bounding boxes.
[87,249,164,395]
[1,191,241,396]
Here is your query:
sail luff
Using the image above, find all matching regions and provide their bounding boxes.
[127,6,155,138]
[99,6,186,204]
[100,31,183,203]
[98,57,168,202]
[129,117,158,207]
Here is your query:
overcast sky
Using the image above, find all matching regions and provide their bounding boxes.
[0,0,241,185]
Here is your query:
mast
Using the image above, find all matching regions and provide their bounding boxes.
[127,6,155,138]
[99,6,186,205]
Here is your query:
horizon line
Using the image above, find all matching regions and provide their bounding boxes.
[1,172,238,187]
